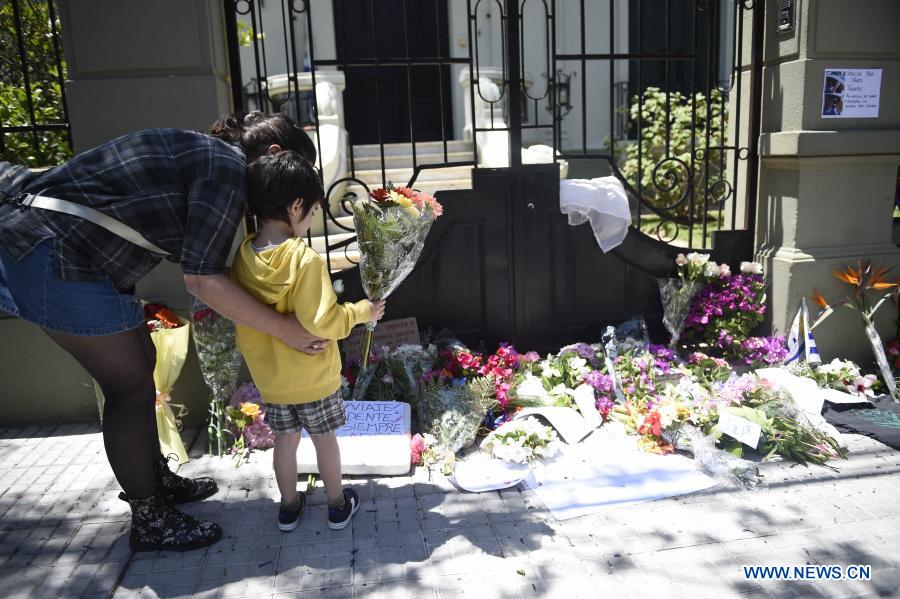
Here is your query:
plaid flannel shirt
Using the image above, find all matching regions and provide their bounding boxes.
[0,129,246,291]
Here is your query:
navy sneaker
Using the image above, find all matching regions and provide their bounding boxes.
[277,492,306,532]
[327,488,359,530]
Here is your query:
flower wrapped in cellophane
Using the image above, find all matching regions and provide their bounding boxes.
[191,299,243,456]
[351,184,442,367]
[145,303,191,465]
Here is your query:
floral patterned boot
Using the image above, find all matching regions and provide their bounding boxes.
[128,494,222,552]
[154,456,219,504]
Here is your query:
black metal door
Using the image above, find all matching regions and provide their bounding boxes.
[334,0,453,144]
[225,0,764,350]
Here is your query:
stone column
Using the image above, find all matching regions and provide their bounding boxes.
[58,0,233,151]
[0,1,238,426]
[755,0,900,364]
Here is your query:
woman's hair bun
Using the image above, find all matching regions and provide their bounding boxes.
[208,111,316,163]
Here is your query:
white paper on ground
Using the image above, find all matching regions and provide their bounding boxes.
[822,388,872,405]
[756,367,826,416]
[452,459,532,493]
[513,406,595,444]
[754,367,849,448]
[525,430,716,520]
[572,384,604,429]
[514,375,553,405]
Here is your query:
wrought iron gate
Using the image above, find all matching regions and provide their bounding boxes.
[224,0,764,350]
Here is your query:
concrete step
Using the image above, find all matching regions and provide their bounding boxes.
[349,165,474,187]
[349,151,473,171]
[326,249,360,272]
[308,232,358,254]
[352,139,471,159]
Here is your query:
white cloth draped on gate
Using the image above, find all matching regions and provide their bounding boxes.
[559,176,632,252]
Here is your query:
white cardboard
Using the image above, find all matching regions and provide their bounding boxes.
[756,367,825,416]
[452,459,531,493]
[297,400,411,475]
[822,388,872,405]
[513,406,595,445]
[525,430,716,520]
[573,384,604,429]
[717,411,762,449]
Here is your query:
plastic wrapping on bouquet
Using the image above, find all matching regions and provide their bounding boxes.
[865,323,900,402]
[658,278,702,346]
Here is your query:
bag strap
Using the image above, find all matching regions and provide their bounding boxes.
[19,193,171,256]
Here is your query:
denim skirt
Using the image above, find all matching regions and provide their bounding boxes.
[0,238,143,336]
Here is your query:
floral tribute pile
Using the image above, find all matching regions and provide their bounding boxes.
[216,255,895,483]
[334,258,866,484]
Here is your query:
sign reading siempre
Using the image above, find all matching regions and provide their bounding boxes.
[822,68,882,119]
[717,411,762,449]
[341,317,420,359]
[336,400,406,436]
[298,401,411,475]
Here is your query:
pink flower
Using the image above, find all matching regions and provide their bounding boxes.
[849,375,877,398]
[410,434,426,465]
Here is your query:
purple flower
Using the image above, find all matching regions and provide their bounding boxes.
[243,416,275,449]
[559,342,602,368]
[583,370,614,393]
[523,351,541,363]
[229,382,262,408]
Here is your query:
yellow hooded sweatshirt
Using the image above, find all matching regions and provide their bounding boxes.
[230,235,371,405]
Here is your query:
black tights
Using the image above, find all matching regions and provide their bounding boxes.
[44,326,161,499]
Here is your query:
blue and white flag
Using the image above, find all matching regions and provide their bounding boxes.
[785,297,821,365]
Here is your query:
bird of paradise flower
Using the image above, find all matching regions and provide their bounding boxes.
[812,260,900,402]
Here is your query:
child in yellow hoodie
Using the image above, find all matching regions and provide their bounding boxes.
[231,151,385,532]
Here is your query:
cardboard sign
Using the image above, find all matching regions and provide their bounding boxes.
[717,411,762,449]
[298,401,411,475]
[338,400,405,436]
[341,317,420,360]
[822,68,882,118]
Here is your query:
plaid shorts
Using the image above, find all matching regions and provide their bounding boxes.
[265,390,346,435]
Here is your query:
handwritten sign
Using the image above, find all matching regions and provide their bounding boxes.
[300,400,407,438]
[341,317,420,360]
[822,68,882,119]
[717,411,762,449]
[298,401,411,475]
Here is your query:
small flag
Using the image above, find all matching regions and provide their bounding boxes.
[785,297,821,365]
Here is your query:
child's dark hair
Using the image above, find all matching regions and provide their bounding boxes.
[246,150,325,224]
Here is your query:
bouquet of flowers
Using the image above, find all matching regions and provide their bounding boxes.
[811,261,899,402]
[482,417,562,464]
[191,299,243,456]
[351,184,443,368]
[788,358,878,399]
[419,375,497,464]
[658,252,715,345]
[226,382,275,462]
[515,343,601,408]
[144,303,191,465]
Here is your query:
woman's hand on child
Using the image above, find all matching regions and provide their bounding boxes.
[368,300,386,322]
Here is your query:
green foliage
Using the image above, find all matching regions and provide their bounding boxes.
[1,0,72,167]
[616,87,727,221]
